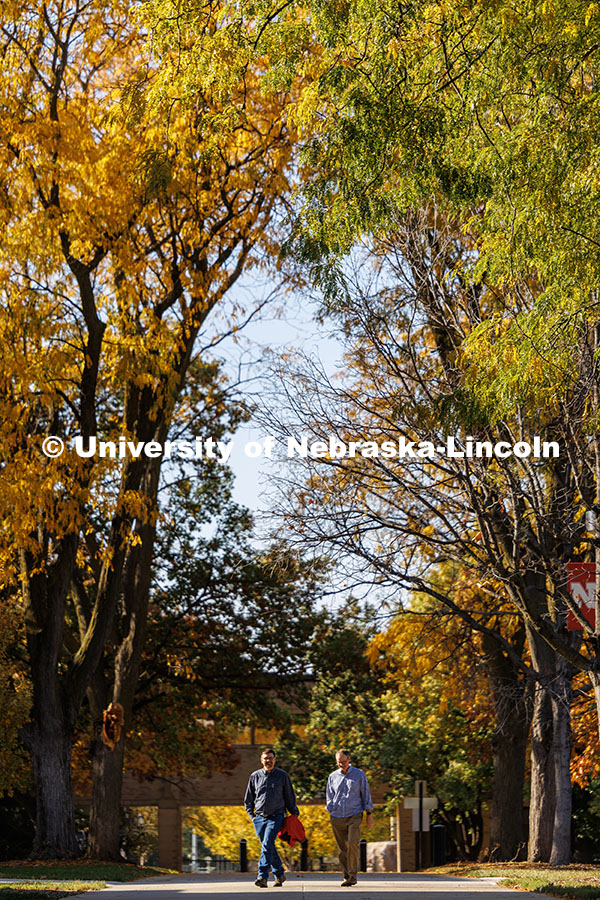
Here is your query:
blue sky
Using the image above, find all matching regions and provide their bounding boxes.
[206,286,344,516]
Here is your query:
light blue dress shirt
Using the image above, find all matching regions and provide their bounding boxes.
[326,765,373,817]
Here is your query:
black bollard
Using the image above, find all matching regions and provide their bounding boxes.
[300,838,308,871]
[359,838,367,872]
[431,825,445,867]
[239,838,248,872]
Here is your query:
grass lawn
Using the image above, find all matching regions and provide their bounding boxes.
[0,860,176,898]
[430,862,600,899]
[0,880,104,899]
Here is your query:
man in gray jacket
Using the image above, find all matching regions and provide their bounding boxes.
[244,747,299,888]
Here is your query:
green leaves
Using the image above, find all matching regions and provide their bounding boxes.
[135,150,172,201]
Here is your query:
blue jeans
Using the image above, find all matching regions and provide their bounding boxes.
[253,813,285,880]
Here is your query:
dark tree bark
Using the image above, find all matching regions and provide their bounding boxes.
[27,730,78,857]
[21,703,78,857]
[549,655,574,866]
[20,498,138,857]
[85,383,165,860]
[441,804,483,861]
[87,505,157,861]
[481,628,532,861]
[88,736,127,861]
[525,621,574,865]
[528,673,555,862]
[19,536,80,858]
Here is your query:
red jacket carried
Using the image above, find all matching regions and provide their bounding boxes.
[278,814,306,847]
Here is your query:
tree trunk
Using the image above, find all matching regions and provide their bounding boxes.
[526,626,556,863]
[488,705,529,859]
[526,628,574,865]
[481,629,531,861]
[88,733,126,860]
[549,657,573,865]
[87,595,152,861]
[88,480,158,860]
[440,804,483,861]
[24,722,78,858]
[528,679,555,862]
[20,542,80,858]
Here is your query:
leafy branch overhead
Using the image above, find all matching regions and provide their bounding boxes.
[0,0,298,859]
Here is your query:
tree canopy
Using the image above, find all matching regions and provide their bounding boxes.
[6,0,600,868]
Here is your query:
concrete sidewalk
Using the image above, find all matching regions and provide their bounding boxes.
[93,872,546,899]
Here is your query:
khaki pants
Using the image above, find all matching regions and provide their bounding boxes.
[330,812,363,880]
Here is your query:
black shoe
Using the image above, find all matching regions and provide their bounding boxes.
[255,878,268,888]
[274,875,286,887]
[341,879,357,887]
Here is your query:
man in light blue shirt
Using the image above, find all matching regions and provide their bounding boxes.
[326,749,373,886]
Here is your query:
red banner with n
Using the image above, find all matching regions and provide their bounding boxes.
[567,562,596,630]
